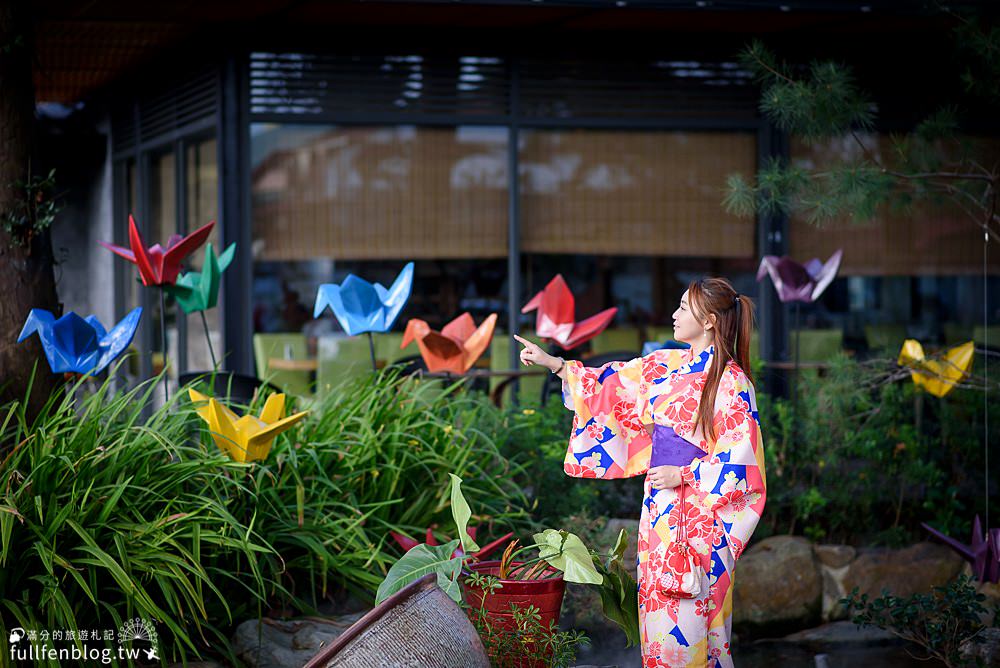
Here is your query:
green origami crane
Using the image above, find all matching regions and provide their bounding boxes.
[165,243,236,314]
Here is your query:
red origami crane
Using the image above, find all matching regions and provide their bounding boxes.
[401,313,497,374]
[522,274,617,350]
[390,526,514,560]
[99,215,216,287]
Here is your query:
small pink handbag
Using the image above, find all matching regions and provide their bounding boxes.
[658,486,705,599]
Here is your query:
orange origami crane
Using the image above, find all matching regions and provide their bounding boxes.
[898,339,975,398]
[401,313,498,374]
[188,389,309,463]
[100,215,215,286]
[522,274,617,350]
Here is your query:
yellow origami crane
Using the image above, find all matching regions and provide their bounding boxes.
[897,339,975,398]
[188,389,309,462]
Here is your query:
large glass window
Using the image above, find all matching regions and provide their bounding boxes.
[789,135,1000,355]
[519,129,758,358]
[185,138,220,371]
[148,149,178,385]
[250,124,510,359]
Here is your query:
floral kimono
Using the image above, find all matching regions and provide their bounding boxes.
[561,346,766,668]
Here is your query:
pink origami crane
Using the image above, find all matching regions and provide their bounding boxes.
[401,313,497,374]
[99,215,216,287]
[756,249,843,303]
[521,274,618,350]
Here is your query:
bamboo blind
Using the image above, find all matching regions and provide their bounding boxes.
[519,130,757,257]
[790,136,1000,276]
[252,126,509,261]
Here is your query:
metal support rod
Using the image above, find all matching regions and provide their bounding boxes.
[200,310,218,370]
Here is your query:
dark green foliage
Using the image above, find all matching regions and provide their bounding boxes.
[756,356,999,546]
[498,401,643,525]
[0,370,533,663]
[2,167,60,249]
[726,26,1000,241]
[843,575,992,668]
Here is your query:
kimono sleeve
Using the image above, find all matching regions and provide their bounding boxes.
[561,349,686,480]
[561,356,649,479]
[679,373,766,560]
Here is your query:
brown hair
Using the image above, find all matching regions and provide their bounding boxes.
[687,277,756,443]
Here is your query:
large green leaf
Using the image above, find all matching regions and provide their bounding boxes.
[375,539,464,604]
[598,528,640,646]
[532,529,602,585]
[448,473,480,554]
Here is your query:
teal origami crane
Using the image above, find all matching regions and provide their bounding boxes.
[164,243,236,314]
[18,307,142,375]
[313,262,414,336]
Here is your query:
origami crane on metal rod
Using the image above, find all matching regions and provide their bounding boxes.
[756,249,843,303]
[521,274,617,351]
[401,313,498,374]
[898,339,975,398]
[923,516,1000,583]
[99,215,216,287]
[164,243,236,314]
[18,307,142,376]
[313,262,414,336]
[188,389,309,463]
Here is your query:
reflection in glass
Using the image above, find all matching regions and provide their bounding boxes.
[186,138,221,371]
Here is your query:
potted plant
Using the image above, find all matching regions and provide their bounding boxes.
[377,474,640,663]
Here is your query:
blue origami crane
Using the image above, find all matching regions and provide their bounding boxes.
[18,307,143,375]
[313,263,414,336]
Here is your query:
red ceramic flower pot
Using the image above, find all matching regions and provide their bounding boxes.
[461,560,567,668]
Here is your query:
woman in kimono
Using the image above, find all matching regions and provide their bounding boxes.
[514,277,765,668]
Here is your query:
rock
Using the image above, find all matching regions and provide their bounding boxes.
[780,620,896,647]
[977,580,1000,625]
[819,565,850,622]
[842,542,964,599]
[814,544,855,569]
[733,535,822,636]
[959,627,1000,667]
[232,614,366,668]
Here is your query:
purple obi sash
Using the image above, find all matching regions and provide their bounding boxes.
[650,424,706,467]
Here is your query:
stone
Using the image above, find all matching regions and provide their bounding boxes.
[232,614,367,668]
[780,620,896,647]
[733,535,822,636]
[814,544,856,569]
[819,564,850,622]
[976,580,1000,625]
[959,626,1000,667]
[842,542,964,600]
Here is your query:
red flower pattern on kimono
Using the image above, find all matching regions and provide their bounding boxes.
[564,463,598,478]
[614,400,644,434]
[667,495,715,543]
[642,357,669,382]
[695,597,716,618]
[638,549,675,615]
[585,422,604,440]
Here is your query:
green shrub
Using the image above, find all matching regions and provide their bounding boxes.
[757,354,1000,545]
[844,574,992,668]
[0,369,534,663]
[0,374,274,665]
[236,371,533,609]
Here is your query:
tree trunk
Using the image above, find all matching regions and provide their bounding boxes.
[0,0,60,420]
